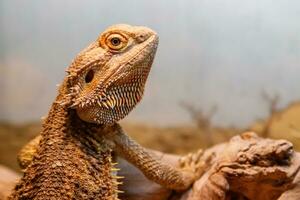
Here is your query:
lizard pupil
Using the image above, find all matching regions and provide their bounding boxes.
[111,37,121,46]
[85,70,94,83]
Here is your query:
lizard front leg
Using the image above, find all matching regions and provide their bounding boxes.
[17,135,42,169]
[103,124,204,191]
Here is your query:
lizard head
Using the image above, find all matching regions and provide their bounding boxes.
[66,24,158,124]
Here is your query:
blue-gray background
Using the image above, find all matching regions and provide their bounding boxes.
[1,0,300,127]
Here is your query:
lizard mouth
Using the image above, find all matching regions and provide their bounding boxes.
[75,34,158,124]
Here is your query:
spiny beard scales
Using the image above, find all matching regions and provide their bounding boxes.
[75,66,149,124]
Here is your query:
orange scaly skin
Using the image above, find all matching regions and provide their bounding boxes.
[10,24,200,200]
[10,82,118,199]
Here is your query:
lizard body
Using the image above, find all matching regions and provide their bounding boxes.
[11,84,117,199]
[9,24,200,200]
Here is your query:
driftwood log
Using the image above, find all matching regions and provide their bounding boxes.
[118,132,300,200]
[1,132,299,199]
[0,166,19,200]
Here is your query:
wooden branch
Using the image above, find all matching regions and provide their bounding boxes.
[1,132,299,200]
[119,132,300,200]
[180,132,300,200]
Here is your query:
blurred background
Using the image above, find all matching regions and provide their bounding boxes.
[1,0,300,180]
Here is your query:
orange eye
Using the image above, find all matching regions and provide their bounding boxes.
[105,33,128,51]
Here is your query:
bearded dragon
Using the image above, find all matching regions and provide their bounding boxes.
[9,24,201,200]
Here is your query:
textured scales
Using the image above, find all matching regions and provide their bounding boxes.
[9,24,157,200]
[10,84,118,199]
[10,24,203,200]
[67,24,158,124]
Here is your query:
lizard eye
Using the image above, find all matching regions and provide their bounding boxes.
[105,33,128,51]
[110,37,121,46]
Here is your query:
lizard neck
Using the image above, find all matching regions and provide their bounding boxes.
[40,78,112,156]
[41,79,72,138]
[16,79,119,199]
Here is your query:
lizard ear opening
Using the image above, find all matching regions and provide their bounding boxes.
[85,69,94,83]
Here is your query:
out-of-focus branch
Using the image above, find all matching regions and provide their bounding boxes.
[261,90,280,137]
[180,102,217,147]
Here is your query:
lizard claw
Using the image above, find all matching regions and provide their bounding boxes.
[178,149,207,178]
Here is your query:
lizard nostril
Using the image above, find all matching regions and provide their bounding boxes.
[85,69,94,83]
